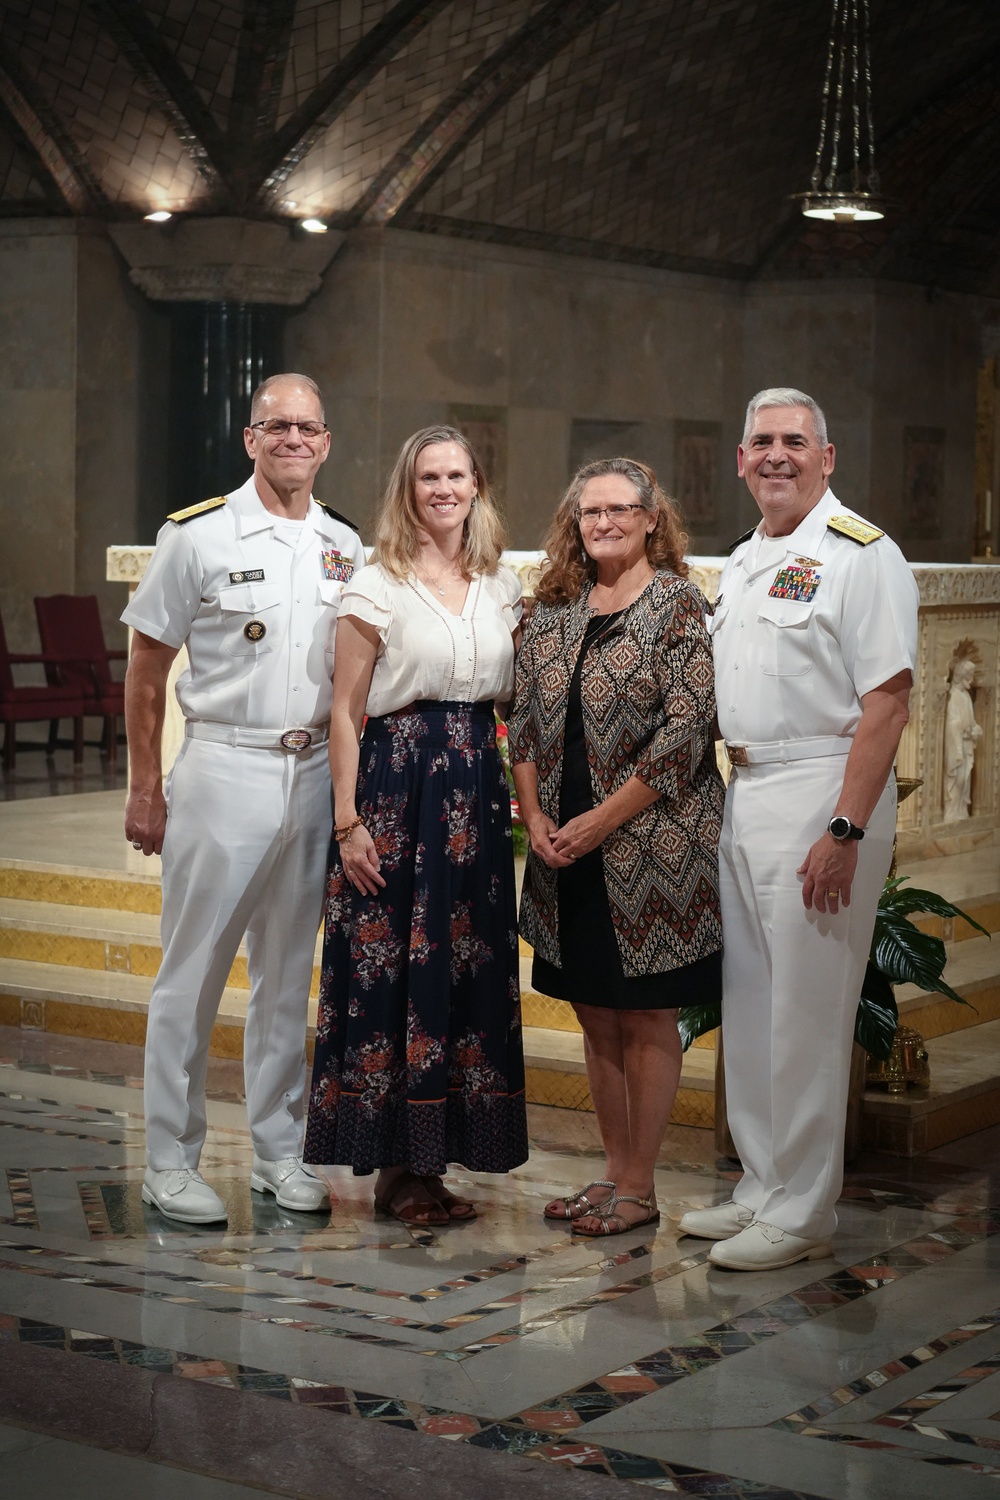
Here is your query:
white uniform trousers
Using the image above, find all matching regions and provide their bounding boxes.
[719,757,896,1240]
[144,736,331,1170]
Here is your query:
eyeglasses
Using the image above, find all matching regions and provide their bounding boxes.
[250,419,328,439]
[574,503,646,526]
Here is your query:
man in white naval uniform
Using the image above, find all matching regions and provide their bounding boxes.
[679,387,918,1270]
[123,373,366,1224]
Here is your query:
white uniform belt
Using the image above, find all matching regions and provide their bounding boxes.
[185,721,329,751]
[725,734,852,767]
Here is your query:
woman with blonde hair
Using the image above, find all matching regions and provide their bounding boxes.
[508,457,723,1236]
[304,426,527,1224]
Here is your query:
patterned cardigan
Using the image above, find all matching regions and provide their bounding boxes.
[507,571,724,979]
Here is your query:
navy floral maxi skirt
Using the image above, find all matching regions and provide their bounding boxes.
[303,701,528,1176]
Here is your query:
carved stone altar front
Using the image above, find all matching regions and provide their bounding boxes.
[109,547,1000,857]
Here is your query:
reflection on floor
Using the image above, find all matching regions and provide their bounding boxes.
[4,1023,1000,1499]
[1,732,127,803]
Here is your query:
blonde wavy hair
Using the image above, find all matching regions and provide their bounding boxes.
[534,457,689,606]
[373,426,507,579]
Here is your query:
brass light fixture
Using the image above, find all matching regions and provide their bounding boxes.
[796,0,886,223]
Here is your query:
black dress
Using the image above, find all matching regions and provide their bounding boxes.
[532,612,722,1010]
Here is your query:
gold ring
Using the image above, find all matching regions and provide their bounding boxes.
[827,889,838,896]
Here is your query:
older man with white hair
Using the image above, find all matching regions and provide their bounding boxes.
[680,387,919,1270]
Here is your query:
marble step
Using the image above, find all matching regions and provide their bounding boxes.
[862,1015,1000,1155]
[2,947,999,1147]
[1,889,995,1054]
[0,896,322,996]
[0,859,161,915]
[0,956,257,1058]
[522,1025,715,1126]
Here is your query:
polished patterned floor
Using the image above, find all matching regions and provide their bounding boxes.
[4,1021,1000,1499]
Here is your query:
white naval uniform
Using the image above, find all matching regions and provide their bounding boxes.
[709,489,918,1239]
[122,476,367,1170]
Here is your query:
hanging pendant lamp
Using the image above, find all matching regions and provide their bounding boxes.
[795,0,886,223]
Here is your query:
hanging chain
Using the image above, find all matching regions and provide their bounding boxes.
[861,0,880,193]
[809,0,879,199]
[810,0,841,193]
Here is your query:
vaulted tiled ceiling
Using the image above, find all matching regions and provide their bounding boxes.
[2,0,999,294]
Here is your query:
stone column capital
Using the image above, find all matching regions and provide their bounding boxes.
[107,217,344,305]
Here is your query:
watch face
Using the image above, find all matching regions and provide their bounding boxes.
[829,816,851,840]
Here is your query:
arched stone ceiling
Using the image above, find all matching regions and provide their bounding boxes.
[1,0,999,294]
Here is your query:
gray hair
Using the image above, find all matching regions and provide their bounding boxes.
[742,387,828,447]
[250,372,325,423]
[565,456,661,514]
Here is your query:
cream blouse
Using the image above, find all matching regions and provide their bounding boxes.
[339,562,523,717]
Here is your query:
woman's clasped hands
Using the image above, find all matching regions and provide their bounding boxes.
[525,806,610,867]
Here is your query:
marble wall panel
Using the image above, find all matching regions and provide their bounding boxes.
[872,285,979,562]
[741,282,876,525]
[0,225,78,651]
[75,234,143,649]
[505,407,571,547]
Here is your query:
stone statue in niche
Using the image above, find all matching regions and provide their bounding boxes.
[943,644,983,821]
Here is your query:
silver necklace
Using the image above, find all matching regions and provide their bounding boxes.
[417,562,463,597]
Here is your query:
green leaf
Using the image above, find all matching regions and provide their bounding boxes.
[860,960,894,1008]
[871,919,973,1006]
[854,970,898,1059]
[877,878,990,938]
[677,1000,722,1053]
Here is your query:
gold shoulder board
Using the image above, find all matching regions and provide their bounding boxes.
[168,495,227,525]
[827,514,884,546]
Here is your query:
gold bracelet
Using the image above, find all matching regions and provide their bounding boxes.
[334,815,364,843]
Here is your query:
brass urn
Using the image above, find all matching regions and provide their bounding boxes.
[865,1024,930,1094]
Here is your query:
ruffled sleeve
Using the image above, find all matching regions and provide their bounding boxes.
[496,563,524,632]
[337,563,394,644]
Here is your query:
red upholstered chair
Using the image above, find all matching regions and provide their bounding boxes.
[0,609,86,771]
[34,595,127,765]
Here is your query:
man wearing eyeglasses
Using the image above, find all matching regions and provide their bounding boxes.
[122,373,366,1225]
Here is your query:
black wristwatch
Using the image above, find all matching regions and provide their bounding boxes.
[828,815,865,842]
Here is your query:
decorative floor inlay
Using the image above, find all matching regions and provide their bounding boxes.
[5,1036,1000,1497]
[0,1314,834,1497]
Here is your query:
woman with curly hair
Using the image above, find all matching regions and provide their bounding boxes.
[507,458,723,1236]
[303,426,528,1224]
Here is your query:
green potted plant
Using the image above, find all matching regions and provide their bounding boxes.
[678,876,990,1060]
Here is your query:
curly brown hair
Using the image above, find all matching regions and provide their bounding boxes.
[533,457,689,605]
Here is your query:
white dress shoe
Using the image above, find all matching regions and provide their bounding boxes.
[250,1155,330,1211]
[708,1219,833,1270]
[142,1168,227,1224]
[678,1200,754,1240]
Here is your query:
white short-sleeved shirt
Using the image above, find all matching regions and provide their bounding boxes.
[122,476,367,730]
[339,562,522,717]
[710,489,919,746]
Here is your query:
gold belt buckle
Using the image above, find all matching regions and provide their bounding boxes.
[726,743,749,767]
[280,728,313,752]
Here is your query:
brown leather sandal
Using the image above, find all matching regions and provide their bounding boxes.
[421,1174,477,1220]
[374,1170,449,1225]
[544,1180,616,1221]
[571,1193,659,1237]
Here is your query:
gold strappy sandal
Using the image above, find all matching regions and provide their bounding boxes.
[571,1192,660,1237]
[543,1179,616,1222]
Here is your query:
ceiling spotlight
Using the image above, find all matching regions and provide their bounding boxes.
[144,209,173,223]
[301,217,328,234]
